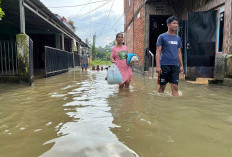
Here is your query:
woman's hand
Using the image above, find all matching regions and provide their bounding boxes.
[111,59,116,63]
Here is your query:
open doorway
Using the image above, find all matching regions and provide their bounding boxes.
[149,15,170,66]
[28,34,56,77]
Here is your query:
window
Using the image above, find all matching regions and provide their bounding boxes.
[137,12,140,19]
[217,11,224,52]
[128,0,130,8]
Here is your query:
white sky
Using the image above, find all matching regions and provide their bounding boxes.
[40,0,124,47]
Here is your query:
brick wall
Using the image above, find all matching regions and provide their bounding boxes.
[134,7,145,65]
[124,0,134,29]
[125,22,134,53]
[124,0,146,67]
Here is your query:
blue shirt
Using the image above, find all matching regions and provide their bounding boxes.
[156,33,182,65]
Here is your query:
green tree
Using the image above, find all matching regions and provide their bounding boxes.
[0,1,5,20]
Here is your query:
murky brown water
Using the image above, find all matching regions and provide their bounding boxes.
[0,68,232,157]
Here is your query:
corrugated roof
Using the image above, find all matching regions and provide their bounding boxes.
[1,0,89,48]
[27,0,89,48]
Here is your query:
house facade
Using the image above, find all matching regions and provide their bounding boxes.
[0,0,90,84]
[124,0,232,80]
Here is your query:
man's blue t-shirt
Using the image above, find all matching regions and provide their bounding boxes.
[156,33,182,65]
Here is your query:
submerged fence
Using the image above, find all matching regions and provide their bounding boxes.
[0,41,18,76]
[45,46,80,77]
[74,53,80,66]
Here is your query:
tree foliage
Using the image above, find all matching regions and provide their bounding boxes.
[0,1,5,20]
[95,40,115,61]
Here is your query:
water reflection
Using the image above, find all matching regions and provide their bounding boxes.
[41,70,139,157]
[109,75,232,157]
[1,69,232,157]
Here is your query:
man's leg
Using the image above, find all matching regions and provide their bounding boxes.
[170,65,180,97]
[171,84,178,97]
[85,64,87,71]
[158,65,168,94]
[158,85,166,93]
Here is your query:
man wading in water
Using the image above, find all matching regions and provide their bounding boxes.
[156,16,184,97]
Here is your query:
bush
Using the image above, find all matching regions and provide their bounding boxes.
[92,60,112,66]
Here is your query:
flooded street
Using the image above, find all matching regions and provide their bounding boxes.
[0,68,232,157]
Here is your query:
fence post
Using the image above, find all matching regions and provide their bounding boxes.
[16,34,30,83]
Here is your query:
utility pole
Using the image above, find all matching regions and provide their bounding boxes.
[92,33,96,60]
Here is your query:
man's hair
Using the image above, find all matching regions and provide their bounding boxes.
[166,16,179,24]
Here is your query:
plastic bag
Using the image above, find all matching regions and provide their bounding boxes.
[107,64,123,84]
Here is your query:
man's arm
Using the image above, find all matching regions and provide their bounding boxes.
[178,48,184,74]
[156,46,162,75]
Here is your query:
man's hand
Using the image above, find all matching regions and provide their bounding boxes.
[180,66,184,74]
[156,66,162,75]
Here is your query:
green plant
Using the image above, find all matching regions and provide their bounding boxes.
[0,1,5,20]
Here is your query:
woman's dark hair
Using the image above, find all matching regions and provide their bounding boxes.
[116,32,123,39]
[166,16,179,24]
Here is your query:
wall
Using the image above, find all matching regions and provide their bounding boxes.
[124,0,147,67]
[134,6,145,65]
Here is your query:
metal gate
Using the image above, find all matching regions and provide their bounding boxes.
[0,41,18,76]
[74,53,80,67]
[45,46,73,77]
[187,10,218,77]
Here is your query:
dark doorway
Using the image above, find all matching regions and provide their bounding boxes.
[187,10,217,77]
[149,15,169,66]
[28,34,56,76]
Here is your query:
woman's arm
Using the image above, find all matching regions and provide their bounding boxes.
[110,49,116,63]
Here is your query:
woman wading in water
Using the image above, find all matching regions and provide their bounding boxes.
[111,33,133,88]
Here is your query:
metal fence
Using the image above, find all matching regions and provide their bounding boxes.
[45,46,78,77]
[68,53,74,68]
[0,41,18,76]
[74,53,80,66]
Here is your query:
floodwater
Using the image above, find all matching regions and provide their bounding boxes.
[0,68,232,157]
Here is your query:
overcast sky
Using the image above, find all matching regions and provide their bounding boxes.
[40,0,124,47]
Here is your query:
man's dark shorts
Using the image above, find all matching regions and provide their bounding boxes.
[160,65,179,85]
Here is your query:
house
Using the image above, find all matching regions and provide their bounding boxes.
[124,0,232,80]
[0,0,90,84]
